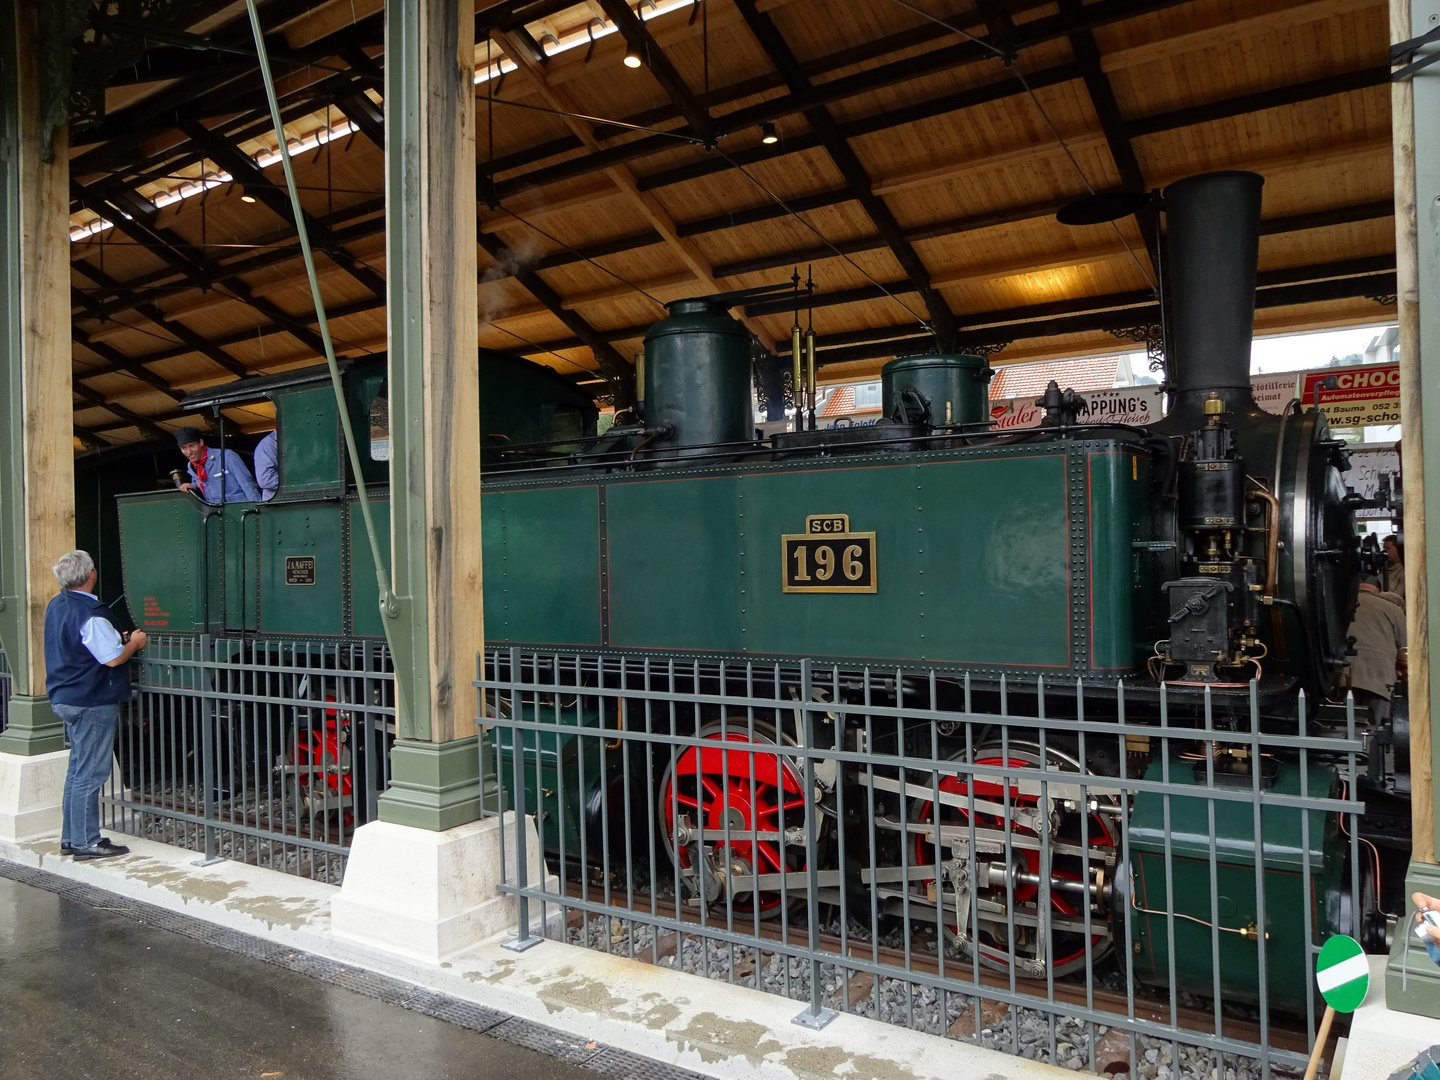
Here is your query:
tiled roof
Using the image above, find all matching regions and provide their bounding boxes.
[989,356,1122,401]
[820,386,855,417]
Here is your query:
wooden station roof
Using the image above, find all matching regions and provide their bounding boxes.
[67,0,1398,447]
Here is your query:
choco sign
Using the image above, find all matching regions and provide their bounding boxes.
[1300,363,1400,427]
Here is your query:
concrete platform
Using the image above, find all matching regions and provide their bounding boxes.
[0,873,599,1080]
[1338,955,1440,1080]
[0,832,1071,1080]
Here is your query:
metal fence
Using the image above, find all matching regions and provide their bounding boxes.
[100,634,396,881]
[476,649,1366,1079]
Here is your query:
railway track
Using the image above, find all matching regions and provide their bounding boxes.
[553,880,1320,1060]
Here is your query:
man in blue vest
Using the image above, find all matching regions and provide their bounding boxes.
[174,426,261,503]
[44,550,148,860]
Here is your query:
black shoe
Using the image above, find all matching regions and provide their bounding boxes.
[60,842,73,856]
[71,839,130,861]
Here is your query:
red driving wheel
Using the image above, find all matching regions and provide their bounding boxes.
[914,751,1115,977]
[660,722,808,916]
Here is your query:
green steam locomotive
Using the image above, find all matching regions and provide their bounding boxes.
[113,172,1395,1014]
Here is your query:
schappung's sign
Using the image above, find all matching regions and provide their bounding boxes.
[988,386,1163,429]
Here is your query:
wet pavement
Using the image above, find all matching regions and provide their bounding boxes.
[0,875,603,1080]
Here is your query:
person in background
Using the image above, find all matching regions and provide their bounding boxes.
[174,426,260,503]
[44,550,147,860]
[1346,575,1407,721]
[253,430,279,500]
[1384,534,1406,601]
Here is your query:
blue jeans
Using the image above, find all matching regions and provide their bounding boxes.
[53,702,119,848]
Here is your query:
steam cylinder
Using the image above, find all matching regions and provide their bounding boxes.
[643,298,754,452]
[880,354,990,426]
[1162,171,1264,424]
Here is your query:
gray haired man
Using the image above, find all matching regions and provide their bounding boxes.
[43,550,147,859]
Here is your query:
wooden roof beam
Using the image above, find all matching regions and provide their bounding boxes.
[492,0,1190,197]
[71,327,187,403]
[476,228,637,394]
[492,28,772,344]
[72,381,173,442]
[799,271,1399,367]
[180,120,387,301]
[68,226,251,379]
[595,0,715,145]
[733,0,958,348]
[1059,0,1160,281]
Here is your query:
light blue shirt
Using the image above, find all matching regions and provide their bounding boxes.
[254,431,279,500]
[67,589,124,665]
[186,446,261,504]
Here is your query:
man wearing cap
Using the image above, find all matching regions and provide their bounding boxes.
[174,426,261,503]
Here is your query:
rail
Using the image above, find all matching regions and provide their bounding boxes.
[99,633,395,882]
[476,649,1369,1079]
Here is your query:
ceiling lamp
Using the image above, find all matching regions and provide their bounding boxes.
[760,121,778,145]
[234,182,256,204]
[623,43,643,68]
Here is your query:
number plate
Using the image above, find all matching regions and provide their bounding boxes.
[285,556,317,585]
[782,515,877,594]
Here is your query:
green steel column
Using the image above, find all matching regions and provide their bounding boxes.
[375,0,486,830]
[1387,0,1440,1016]
[0,3,72,757]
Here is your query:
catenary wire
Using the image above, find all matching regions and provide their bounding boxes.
[885,0,1159,293]
[711,147,937,339]
[493,205,669,310]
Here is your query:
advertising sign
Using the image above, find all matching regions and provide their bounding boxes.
[1251,373,1300,415]
[988,386,1163,430]
[1300,364,1400,428]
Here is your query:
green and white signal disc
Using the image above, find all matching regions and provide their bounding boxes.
[1316,934,1369,1013]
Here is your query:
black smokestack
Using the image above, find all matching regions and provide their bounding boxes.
[1162,171,1264,420]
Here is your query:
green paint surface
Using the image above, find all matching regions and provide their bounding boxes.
[1128,756,1344,1011]
[350,498,391,638]
[117,493,208,632]
[276,387,341,491]
[482,485,603,646]
[258,503,344,636]
[603,450,1078,669]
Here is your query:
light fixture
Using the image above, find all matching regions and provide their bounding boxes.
[234,182,256,204]
[760,121,778,145]
[623,43,643,68]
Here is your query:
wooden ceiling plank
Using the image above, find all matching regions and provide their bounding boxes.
[493,28,772,344]
[733,0,959,347]
[180,119,387,301]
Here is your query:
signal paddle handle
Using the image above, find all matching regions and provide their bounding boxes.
[1302,1005,1336,1080]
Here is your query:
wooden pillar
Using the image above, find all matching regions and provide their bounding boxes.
[0,1,76,756]
[1387,0,1440,1015]
[375,0,484,829]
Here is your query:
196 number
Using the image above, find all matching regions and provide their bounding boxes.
[782,534,876,593]
[791,543,866,582]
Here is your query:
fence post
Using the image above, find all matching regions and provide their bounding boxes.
[793,658,836,1029]
[193,634,223,866]
[504,646,541,952]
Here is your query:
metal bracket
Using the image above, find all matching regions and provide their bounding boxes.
[502,934,543,953]
[191,856,225,867]
[791,1006,838,1030]
[1392,23,1440,81]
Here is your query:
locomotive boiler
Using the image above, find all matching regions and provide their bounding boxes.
[114,171,1394,1014]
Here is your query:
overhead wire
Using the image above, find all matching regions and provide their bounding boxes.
[492,204,669,310]
[884,0,1158,294]
[710,146,937,339]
